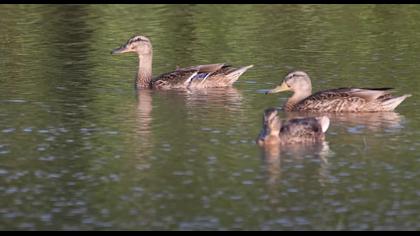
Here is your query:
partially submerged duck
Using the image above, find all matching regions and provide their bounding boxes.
[266,71,411,112]
[257,108,330,146]
[111,35,253,90]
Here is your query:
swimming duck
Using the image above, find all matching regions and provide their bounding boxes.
[256,108,330,146]
[111,35,253,89]
[266,71,411,112]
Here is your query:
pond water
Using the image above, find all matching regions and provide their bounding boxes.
[1,4,420,230]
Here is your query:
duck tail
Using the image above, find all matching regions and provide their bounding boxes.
[381,94,411,111]
[225,65,253,84]
[316,116,330,133]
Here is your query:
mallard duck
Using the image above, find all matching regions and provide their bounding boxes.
[256,108,330,146]
[266,71,411,112]
[111,35,253,89]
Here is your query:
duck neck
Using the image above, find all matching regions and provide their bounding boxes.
[284,90,311,111]
[136,53,153,89]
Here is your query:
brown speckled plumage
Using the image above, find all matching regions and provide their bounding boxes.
[257,108,329,146]
[267,71,411,112]
[112,35,253,89]
[150,63,251,89]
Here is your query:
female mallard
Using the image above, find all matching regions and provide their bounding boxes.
[111,35,253,89]
[266,71,411,112]
[257,108,330,146]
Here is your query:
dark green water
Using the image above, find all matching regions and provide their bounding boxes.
[1,4,420,230]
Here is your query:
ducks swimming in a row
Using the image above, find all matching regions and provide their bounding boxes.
[112,35,411,146]
[111,35,253,89]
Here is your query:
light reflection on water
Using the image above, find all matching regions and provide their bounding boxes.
[0,4,420,230]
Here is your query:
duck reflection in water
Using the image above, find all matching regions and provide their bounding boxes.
[134,87,243,150]
[261,140,331,188]
[135,89,154,153]
[256,108,332,188]
[183,87,243,112]
[152,87,244,117]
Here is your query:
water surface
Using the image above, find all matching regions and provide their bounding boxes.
[1,4,420,230]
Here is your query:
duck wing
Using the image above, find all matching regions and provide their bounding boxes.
[187,64,253,88]
[179,63,226,73]
[309,87,393,100]
[152,63,252,89]
[151,69,200,89]
[295,87,395,112]
[151,63,226,89]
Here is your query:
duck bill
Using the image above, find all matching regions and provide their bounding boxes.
[265,82,290,94]
[111,45,129,55]
[256,129,267,146]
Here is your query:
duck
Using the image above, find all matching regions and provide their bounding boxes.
[111,35,253,90]
[266,71,411,112]
[256,107,330,146]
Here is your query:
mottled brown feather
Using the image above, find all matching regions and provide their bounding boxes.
[151,64,248,89]
[279,117,326,143]
[288,87,408,112]
[257,108,328,146]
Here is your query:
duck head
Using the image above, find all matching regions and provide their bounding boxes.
[111,35,153,56]
[257,107,281,146]
[266,71,312,95]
